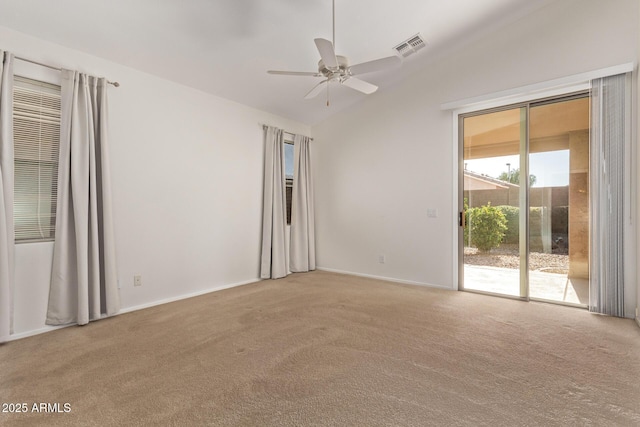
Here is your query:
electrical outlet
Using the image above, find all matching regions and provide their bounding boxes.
[117,279,121,289]
[134,275,142,287]
[378,255,385,264]
[427,208,437,218]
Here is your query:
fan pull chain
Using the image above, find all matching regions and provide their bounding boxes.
[326,80,330,107]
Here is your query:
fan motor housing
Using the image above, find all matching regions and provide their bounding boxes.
[318,55,349,79]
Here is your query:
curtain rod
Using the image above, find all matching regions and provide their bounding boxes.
[260,124,313,141]
[15,55,120,87]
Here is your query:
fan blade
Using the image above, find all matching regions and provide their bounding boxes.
[342,77,378,95]
[268,70,322,77]
[304,80,329,99]
[349,56,401,76]
[314,38,338,69]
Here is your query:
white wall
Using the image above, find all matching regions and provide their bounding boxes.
[2,26,310,338]
[312,0,639,316]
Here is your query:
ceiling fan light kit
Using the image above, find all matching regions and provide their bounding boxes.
[267,0,402,105]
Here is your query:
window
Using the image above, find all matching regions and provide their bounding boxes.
[285,141,294,224]
[13,76,61,242]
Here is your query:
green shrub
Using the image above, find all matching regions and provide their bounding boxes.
[463,198,470,246]
[551,206,568,234]
[468,203,507,252]
[529,207,543,252]
[472,205,568,252]
[496,205,519,244]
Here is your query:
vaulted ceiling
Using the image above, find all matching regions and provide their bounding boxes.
[0,0,556,125]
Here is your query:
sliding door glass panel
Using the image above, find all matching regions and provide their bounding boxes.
[528,97,590,305]
[462,107,526,298]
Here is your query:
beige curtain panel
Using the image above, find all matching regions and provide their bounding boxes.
[260,126,288,279]
[290,134,315,272]
[0,51,14,343]
[46,70,119,326]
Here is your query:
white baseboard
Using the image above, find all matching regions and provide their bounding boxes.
[118,278,260,315]
[9,324,73,341]
[636,315,640,329]
[316,267,453,290]
[8,278,261,342]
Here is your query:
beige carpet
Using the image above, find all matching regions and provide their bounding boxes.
[1,271,639,426]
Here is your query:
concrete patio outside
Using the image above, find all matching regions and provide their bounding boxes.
[464,264,589,305]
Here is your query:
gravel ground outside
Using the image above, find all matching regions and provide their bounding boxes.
[464,244,569,274]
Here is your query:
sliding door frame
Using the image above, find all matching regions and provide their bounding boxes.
[457,102,530,301]
[456,91,589,303]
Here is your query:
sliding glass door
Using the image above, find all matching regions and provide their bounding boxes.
[460,95,590,306]
[461,106,527,298]
[528,97,590,303]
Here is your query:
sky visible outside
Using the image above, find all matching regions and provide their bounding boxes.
[465,149,570,187]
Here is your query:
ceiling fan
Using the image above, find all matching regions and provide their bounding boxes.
[267,0,401,104]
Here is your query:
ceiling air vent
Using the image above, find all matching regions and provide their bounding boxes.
[394,34,426,58]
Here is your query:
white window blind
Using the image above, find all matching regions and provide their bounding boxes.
[13,76,61,242]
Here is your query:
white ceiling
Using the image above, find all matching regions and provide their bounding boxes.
[0,0,555,125]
